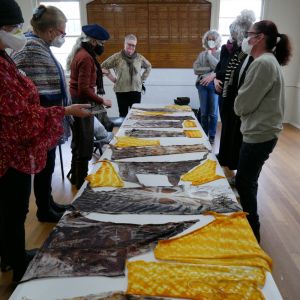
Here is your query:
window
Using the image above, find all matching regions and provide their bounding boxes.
[39,1,81,69]
[218,0,263,42]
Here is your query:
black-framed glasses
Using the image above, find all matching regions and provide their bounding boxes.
[126,42,136,48]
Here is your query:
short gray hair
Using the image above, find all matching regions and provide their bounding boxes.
[230,9,256,45]
[125,34,137,43]
[202,29,222,49]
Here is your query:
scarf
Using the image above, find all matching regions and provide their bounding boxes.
[81,41,105,95]
[121,49,138,83]
[222,49,247,99]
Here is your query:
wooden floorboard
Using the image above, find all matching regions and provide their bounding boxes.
[0,123,300,299]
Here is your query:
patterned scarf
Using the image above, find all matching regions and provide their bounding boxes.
[222,49,247,98]
[81,41,105,95]
[121,49,138,83]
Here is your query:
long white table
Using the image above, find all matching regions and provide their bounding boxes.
[10,104,282,300]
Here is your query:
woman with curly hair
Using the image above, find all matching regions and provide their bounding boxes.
[193,29,222,144]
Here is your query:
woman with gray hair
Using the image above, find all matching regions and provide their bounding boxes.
[12,4,72,223]
[102,34,152,117]
[193,29,221,144]
[214,10,255,181]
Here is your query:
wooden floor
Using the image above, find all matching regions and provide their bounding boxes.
[1,124,300,299]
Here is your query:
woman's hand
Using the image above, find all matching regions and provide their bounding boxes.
[200,73,216,86]
[102,99,112,108]
[102,68,109,75]
[214,78,223,93]
[64,104,92,117]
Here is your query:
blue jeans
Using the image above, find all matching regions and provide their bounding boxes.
[235,138,277,241]
[196,81,218,138]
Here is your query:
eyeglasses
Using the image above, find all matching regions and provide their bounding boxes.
[245,31,261,38]
[126,43,136,48]
[57,29,66,38]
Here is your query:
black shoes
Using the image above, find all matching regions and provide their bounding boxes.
[12,249,38,283]
[37,208,63,223]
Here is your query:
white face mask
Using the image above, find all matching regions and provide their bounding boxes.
[207,40,216,49]
[241,37,253,55]
[0,28,27,51]
[51,36,65,48]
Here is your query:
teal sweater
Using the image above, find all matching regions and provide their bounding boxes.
[234,53,285,143]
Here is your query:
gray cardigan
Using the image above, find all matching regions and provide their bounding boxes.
[234,53,285,143]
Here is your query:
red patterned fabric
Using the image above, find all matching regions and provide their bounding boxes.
[0,51,64,177]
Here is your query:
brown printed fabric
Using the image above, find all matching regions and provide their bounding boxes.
[128,120,183,128]
[22,212,197,282]
[116,158,207,186]
[124,129,185,138]
[73,186,241,215]
[128,115,194,121]
[110,144,208,160]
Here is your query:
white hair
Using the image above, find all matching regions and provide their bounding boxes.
[66,34,92,71]
[124,34,137,43]
[202,29,222,49]
[230,9,256,45]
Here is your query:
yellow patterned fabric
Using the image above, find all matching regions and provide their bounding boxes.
[184,130,203,138]
[114,136,160,148]
[154,212,272,271]
[127,261,266,300]
[183,120,197,128]
[165,105,192,111]
[181,159,224,186]
[85,161,124,188]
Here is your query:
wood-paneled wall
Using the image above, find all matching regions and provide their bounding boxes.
[87,0,211,68]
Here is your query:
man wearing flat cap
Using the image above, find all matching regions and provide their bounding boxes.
[67,24,112,189]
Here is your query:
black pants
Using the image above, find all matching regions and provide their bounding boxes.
[235,138,277,240]
[70,97,94,188]
[0,168,31,271]
[33,147,56,214]
[116,91,141,117]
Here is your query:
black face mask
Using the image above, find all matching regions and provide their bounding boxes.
[94,44,104,56]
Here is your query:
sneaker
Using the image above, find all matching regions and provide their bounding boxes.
[209,137,215,145]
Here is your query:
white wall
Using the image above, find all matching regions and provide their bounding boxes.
[16,0,300,127]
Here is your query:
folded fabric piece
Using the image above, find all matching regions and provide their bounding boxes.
[125,129,185,138]
[117,158,207,186]
[114,136,160,148]
[183,120,197,128]
[139,111,174,115]
[154,212,272,271]
[164,105,192,111]
[130,120,183,128]
[127,260,266,300]
[184,130,203,138]
[181,159,224,186]
[133,105,191,113]
[111,144,208,160]
[61,291,166,300]
[129,115,194,121]
[72,186,241,215]
[85,160,124,188]
[22,212,197,281]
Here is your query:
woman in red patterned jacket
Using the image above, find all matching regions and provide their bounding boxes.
[0,0,91,283]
